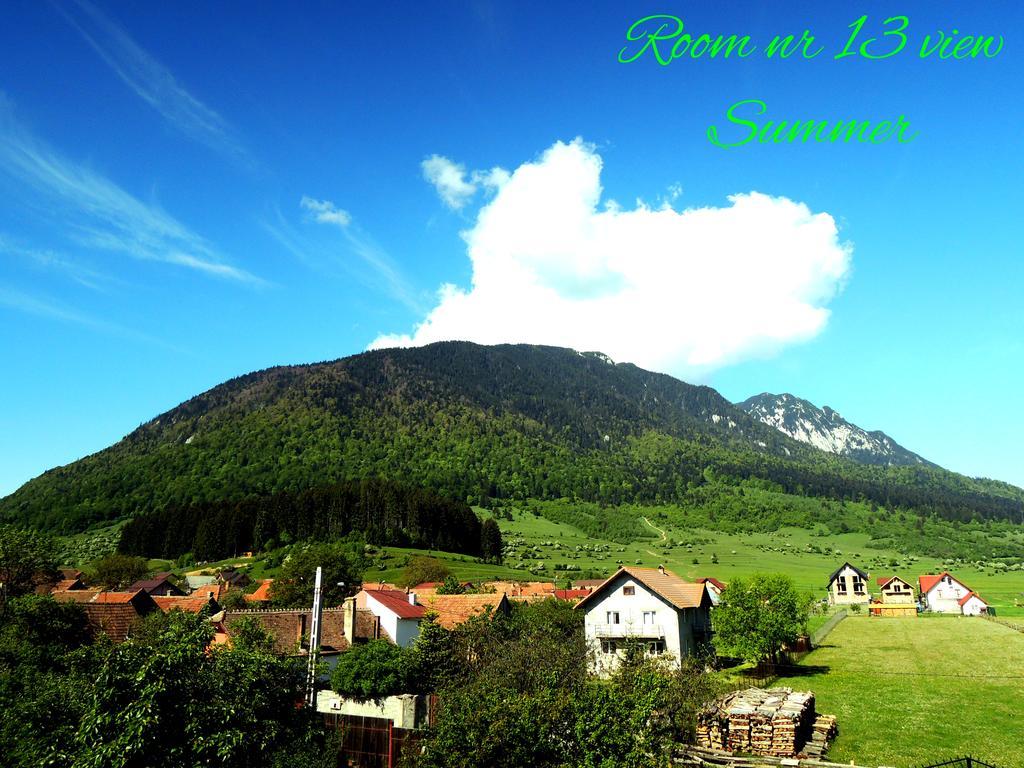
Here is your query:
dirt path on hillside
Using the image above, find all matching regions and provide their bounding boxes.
[640,516,668,543]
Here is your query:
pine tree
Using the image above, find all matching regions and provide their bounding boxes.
[480,518,503,564]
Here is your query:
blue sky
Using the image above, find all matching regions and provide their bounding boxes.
[1,1,1021,496]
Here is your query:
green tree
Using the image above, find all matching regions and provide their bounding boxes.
[90,553,149,589]
[398,556,451,588]
[480,518,503,564]
[0,595,93,767]
[712,573,810,665]
[435,575,466,595]
[271,541,364,608]
[0,525,58,606]
[330,639,409,700]
[220,588,250,610]
[69,611,315,768]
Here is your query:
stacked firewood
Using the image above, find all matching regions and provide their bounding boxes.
[696,687,835,758]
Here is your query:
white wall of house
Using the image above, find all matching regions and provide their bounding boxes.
[828,565,870,605]
[582,574,708,677]
[316,691,422,728]
[924,575,971,614]
[364,594,421,647]
[960,595,989,616]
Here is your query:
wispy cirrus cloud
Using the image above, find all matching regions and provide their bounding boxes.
[52,0,248,163]
[0,285,163,345]
[262,198,420,311]
[0,95,259,284]
[0,233,115,292]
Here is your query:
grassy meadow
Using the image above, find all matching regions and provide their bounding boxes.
[774,614,1024,767]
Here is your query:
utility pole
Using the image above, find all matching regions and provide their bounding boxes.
[305,566,324,707]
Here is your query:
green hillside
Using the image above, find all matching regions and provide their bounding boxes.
[2,342,1022,555]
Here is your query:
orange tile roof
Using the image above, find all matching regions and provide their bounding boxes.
[52,588,103,604]
[94,590,145,604]
[191,583,227,601]
[695,577,727,591]
[575,567,709,611]
[51,578,85,592]
[245,580,274,603]
[418,593,511,629]
[153,594,220,614]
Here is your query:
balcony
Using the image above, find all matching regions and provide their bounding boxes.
[592,623,664,638]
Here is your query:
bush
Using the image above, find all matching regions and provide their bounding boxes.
[330,640,410,700]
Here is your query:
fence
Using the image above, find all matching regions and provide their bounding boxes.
[982,614,1024,634]
[809,608,848,647]
[322,713,424,768]
[918,758,1001,768]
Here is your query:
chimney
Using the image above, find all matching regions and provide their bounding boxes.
[408,591,417,606]
[658,564,666,575]
[343,597,357,644]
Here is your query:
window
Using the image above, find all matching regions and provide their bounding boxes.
[836,580,848,594]
[623,586,635,596]
[606,611,620,625]
[642,611,656,624]
[646,640,665,655]
[600,639,617,654]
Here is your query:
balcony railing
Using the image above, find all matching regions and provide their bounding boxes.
[592,623,664,638]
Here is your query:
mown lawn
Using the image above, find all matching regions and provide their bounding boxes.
[774,615,1024,767]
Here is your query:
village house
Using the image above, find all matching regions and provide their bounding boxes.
[575,566,712,676]
[695,577,727,606]
[826,563,870,605]
[215,602,382,675]
[152,593,221,614]
[83,591,159,642]
[127,572,185,597]
[918,572,988,615]
[356,588,428,647]
[245,579,274,604]
[958,591,990,616]
[870,576,917,617]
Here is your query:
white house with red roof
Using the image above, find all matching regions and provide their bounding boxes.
[918,572,988,615]
[958,591,990,616]
[356,588,427,647]
[575,566,712,676]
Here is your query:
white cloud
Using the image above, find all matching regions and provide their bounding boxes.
[0,95,258,283]
[421,155,477,210]
[372,138,852,379]
[54,0,247,163]
[301,196,352,228]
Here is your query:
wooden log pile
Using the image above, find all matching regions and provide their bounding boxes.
[696,687,836,759]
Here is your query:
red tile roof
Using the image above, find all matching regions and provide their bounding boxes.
[919,572,969,595]
[958,591,988,607]
[367,590,428,619]
[695,577,727,591]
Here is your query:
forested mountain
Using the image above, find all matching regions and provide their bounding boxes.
[2,342,1022,535]
[739,393,934,468]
